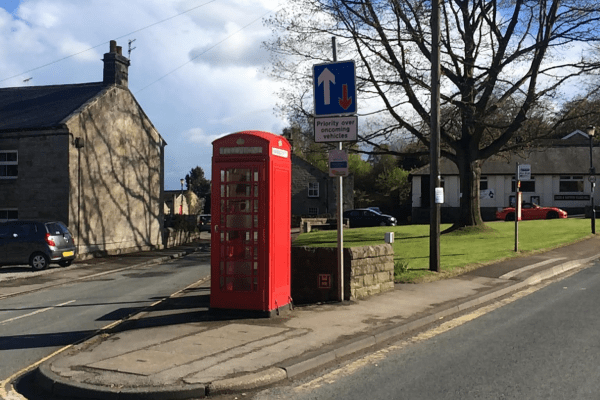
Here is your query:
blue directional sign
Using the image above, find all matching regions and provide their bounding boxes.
[313,61,356,116]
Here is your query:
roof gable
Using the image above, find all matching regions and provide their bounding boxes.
[0,82,106,132]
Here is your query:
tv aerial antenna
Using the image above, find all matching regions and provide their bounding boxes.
[128,39,137,59]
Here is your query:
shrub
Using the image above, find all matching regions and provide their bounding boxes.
[394,259,409,279]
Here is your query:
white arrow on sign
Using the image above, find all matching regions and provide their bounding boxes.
[318,68,335,105]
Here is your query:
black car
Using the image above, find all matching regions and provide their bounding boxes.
[0,220,77,270]
[343,209,397,228]
[197,214,211,232]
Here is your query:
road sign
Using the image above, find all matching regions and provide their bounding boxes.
[329,149,348,177]
[313,61,356,116]
[314,116,358,143]
[518,164,531,181]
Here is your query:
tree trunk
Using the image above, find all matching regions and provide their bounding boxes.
[452,154,484,229]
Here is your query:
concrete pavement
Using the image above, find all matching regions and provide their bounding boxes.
[14,235,600,399]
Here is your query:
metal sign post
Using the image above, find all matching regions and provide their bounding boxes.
[313,38,358,301]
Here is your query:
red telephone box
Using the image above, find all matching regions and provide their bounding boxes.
[211,131,292,315]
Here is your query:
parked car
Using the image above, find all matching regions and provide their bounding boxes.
[0,220,77,271]
[343,209,397,228]
[197,214,211,232]
[496,203,567,221]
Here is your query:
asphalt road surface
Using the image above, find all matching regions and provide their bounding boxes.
[0,252,210,385]
[254,262,600,400]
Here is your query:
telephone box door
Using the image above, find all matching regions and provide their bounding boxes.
[211,164,264,310]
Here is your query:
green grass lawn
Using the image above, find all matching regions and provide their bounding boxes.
[293,219,593,283]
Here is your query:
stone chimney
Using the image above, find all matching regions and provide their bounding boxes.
[103,40,130,87]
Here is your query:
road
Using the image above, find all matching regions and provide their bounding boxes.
[0,252,210,384]
[253,262,600,400]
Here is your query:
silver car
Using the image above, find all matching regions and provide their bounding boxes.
[0,220,77,271]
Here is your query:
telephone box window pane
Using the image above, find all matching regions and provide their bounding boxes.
[226,215,253,229]
[221,170,225,181]
[244,246,252,259]
[227,169,251,182]
[253,231,258,241]
[253,261,258,270]
[254,185,259,197]
[254,200,258,213]
[253,277,258,291]
[253,171,259,181]
[233,277,252,291]
[245,231,251,241]
[234,261,251,275]
[254,247,258,259]
[220,232,225,242]
[253,215,258,227]
[229,184,251,197]
[221,185,225,197]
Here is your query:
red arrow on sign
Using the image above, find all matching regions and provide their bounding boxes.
[339,84,353,110]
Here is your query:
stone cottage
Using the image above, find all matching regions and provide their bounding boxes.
[291,154,354,217]
[0,41,166,256]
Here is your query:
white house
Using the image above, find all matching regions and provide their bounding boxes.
[411,130,599,223]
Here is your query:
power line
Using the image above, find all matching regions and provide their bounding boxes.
[135,5,282,94]
[0,0,218,84]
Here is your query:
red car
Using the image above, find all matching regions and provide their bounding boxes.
[496,202,567,221]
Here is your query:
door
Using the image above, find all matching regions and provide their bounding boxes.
[213,164,264,308]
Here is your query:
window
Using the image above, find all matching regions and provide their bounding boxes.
[0,209,18,222]
[308,182,319,197]
[480,176,488,191]
[308,207,318,215]
[559,176,584,193]
[512,177,536,192]
[0,150,18,179]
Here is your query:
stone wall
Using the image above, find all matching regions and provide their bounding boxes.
[0,131,70,223]
[347,244,395,300]
[291,243,394,304]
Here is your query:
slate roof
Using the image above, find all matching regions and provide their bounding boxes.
[412,146,600,176]
[0,82,106,133]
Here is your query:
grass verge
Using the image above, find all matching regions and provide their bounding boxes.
[292,219,592,283]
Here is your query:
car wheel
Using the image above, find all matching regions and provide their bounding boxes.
[505,213,515,222]
[30,252,49,271]
[59,260,73,267]
[546,211,559,219]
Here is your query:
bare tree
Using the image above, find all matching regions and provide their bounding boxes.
[264,0,600,228]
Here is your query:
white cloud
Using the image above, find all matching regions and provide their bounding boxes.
[185,127,228,145]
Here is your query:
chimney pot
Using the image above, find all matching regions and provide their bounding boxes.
[103,41,130,87]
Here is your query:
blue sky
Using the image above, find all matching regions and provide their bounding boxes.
[0,0,287,190]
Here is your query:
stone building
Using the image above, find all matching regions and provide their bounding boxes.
[291,154,353,217]
[0,40,166,256]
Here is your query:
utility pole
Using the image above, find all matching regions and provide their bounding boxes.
[429,0,441,272]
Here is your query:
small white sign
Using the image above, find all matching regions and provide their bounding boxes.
[271,147,288,158]
[435,187,444,204]
[315,116,358,143]
[518,164,531,181]
[480,189,495,199]
[329,149,348,177]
